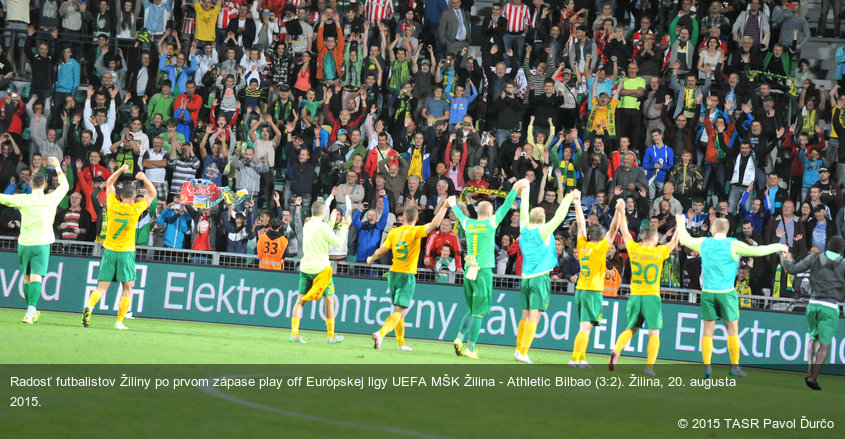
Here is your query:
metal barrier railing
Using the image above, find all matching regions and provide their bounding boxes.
[0,236,807,312]
[6,27,152,58]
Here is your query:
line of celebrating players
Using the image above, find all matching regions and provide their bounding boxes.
[7,167,843,390]
[287,179,792,379]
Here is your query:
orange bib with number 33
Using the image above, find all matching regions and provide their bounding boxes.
[257,233,288,270]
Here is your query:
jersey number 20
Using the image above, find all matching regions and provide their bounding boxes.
[631,262,660,285]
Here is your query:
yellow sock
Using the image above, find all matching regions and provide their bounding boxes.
[614,329,633,354]
[515,320,525,351]
[579,351,587,362]
[291,317,301,337]
[378,312,402,338]
[519,321,538,355]
[517,321,532,355]
[396,318,406,346]
[116,296,130,322]
[646,335,660,368]
[727,335,740,365]
[571,331,589,362]
[88,289,103,308]
[326,318,335,339]
[702,336,713,365]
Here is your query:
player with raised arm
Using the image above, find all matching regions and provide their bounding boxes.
[449,179,526,359]
[779,236,845,390]
[82,165,157,329]
[609,215,680,375]
[366,200,449,350]
[513,185,577,364]
[290,201,352,344]
[570,194,625,368]
[0,156,69,323]
[675,214,787,378]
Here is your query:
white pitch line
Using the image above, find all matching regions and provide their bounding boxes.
[196,374,452,439]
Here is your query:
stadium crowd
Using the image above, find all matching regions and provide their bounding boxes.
[0,0,842,299]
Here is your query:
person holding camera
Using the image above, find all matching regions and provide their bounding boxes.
[157,200,191,249]
[494,82,523,147]
[110,129,141,179]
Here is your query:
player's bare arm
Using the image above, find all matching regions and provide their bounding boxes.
[518,179,531,227]
[573,190,586,237]
[604,199,625,242]
[47,156,70,197]
[367,244,390,265]
[48,157,64,177]
[135,171,157,206]
[619,205,633,243]
[105,164,130,196]
[424,199,450,235]
[666,224,681,251]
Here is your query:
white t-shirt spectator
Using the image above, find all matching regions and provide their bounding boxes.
[290,21,313,54]
[142,149,170,184]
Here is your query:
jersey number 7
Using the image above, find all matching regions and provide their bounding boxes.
[112,218,129,240]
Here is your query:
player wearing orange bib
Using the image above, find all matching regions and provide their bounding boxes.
[570,195,624,368]
[365,200,449,350]
[609,213,679,375]
[82,165,157,330]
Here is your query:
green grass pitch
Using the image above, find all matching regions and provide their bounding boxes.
[2,308,843,439]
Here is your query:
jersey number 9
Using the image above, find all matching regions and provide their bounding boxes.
[395,240,409,261]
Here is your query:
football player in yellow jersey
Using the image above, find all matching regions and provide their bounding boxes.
[82,165,157,330]
[365,199,450,350]
[609,214,679,375]
[570,195,624,368]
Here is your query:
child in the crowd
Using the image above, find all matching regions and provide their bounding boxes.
[434,243,457,283]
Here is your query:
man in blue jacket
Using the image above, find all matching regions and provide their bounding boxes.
[159,44,198,97]
[643,129,674,199]
[157,203,192,248]
[352,196,390,263]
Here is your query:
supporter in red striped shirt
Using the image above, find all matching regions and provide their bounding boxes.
[364,0,394,26]
[217,0,241,44]
[502,0,529,68]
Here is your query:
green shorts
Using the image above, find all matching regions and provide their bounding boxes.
[388,271,416,308]
[626,294,663,330]
[298,269,335,301]
[98,249,137,283]
[701,291,739,322]
[18,244,50,276]
[520,276,550,311]
[806,302,840,344]
[575,289,603,324]
[464,268,493,315]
